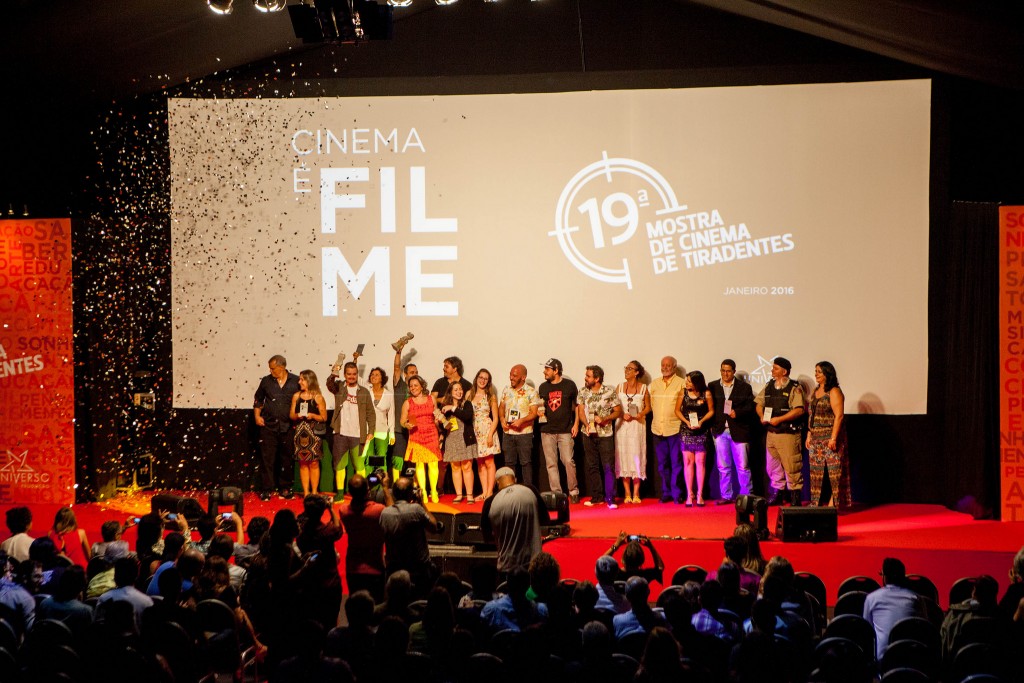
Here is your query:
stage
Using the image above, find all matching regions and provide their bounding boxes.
[7,494,1020,609]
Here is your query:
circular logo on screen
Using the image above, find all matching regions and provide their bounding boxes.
[548,152,686,290]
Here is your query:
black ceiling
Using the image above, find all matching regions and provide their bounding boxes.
[1,0,1022,106]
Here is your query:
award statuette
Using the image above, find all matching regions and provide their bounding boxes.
[392,332,415,351]
[332,352,345,375]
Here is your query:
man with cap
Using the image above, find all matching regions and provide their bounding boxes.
[481,466,547,576]
[863,557,927,660]
[755,356,806,506]
[538,358,581,503]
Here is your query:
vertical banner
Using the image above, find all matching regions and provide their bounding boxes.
[0,218,75,505]
[1000,206,1024,521]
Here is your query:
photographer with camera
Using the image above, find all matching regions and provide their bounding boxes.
[338,472,390,602]
[603,531,666,585]
[379,476,442,598]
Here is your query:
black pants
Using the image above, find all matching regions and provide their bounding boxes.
[259,425,293,492]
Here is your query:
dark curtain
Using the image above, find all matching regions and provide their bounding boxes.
[928,201,1000,515]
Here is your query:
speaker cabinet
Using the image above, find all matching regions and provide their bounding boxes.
[453,512,493,547]
[426,512,456,544]
[776,506,838,542]
[207,487,244,517]
[540,491,570,525]
[150,493,205,527]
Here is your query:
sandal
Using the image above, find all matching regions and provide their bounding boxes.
[466,496,475,504]
[453,495,464,503]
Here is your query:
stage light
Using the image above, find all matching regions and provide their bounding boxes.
[387,0,412,7]
[208,0,234,14]
[435,0,458,5]
[253,0,287,11]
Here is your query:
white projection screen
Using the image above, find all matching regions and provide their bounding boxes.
[169,80,931,413]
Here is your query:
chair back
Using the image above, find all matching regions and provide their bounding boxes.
[837,575,881,599]
[888,616,940,653]
[670,564,707,586]
[879,639,939,679]
[832,590,868,618]
[948,576,978,606]
[824,614,876,662]
[904,574,939,603]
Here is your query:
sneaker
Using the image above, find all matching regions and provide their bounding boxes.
[584,499,604,507]
[570,494,580,504]
[607,502,618,509]
[258,492,272,502]
[716,498,735,506]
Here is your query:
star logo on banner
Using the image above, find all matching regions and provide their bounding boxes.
[747,355,775,388]
[0,450,33,473]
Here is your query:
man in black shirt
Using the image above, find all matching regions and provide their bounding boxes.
[538,359,581,503]
[253,354,300,501]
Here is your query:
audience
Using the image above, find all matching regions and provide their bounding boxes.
[1,506,35,562]
[3,500,1022,683]
[862,557,927,659]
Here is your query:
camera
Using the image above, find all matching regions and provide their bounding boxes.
[628,534,642,542]
[221,512,233,520]
[167,513,178,521]
[367,467,387,488]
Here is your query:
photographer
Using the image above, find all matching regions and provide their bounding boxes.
[604,531,666,585]
[339,472,390,602]
[379,476,441,598]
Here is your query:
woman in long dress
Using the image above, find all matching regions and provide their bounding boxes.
[675,370,715,507]
[401,376,444,503]
[289,370,328,497]
[806,361,851,509]
[440,382,479,503]
[615,360,651,504]
[468,368,501,500]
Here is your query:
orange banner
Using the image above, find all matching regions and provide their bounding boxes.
[1000,206,1024,521]
[0,218,75,505]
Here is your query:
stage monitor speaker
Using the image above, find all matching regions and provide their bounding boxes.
[540,491,570,525]
[735,495,769,539]
[207,487,244,518]
[453,512,494,548]
[151,493,205,528]
[426,512,455,545]
[776,506,838,543]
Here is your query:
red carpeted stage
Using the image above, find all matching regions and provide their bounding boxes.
[7,494,1021,609]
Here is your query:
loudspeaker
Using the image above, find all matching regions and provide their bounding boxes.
[426,512,455,544]
[207,487,244,518]
[150,494,205,527]
[776,506,838,542]
[540,491,570,525]
[453,512,493,547]
[735,495,769,539]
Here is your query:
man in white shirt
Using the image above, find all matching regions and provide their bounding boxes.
[328,361,376,499]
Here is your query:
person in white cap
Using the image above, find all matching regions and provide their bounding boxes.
[481,467,547,576]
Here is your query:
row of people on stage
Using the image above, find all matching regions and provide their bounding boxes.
[253,340,850,510]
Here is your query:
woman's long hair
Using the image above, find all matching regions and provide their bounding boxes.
[816,361,840,391]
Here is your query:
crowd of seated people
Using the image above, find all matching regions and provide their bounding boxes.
[3,502,1024,683]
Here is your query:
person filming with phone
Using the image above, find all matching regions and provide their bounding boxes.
[603,531,666,585]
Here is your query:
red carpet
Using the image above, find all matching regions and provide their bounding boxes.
[6,494,1021,609]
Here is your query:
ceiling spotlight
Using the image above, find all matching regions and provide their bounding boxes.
[435,0,458,5]
[253,0,287,11]
[387,0,412,6]
[208,0,234,14]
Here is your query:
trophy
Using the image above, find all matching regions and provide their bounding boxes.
[332,352,345,374]
[392,332,415,352]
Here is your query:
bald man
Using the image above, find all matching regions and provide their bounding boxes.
[481,466,547,575]
[499,364,540,487]
[649,356,685,503]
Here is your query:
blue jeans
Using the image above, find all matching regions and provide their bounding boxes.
[653,433,682,500]
[714,430,752,499]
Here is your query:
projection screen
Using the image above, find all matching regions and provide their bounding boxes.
[169,79,931,413]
